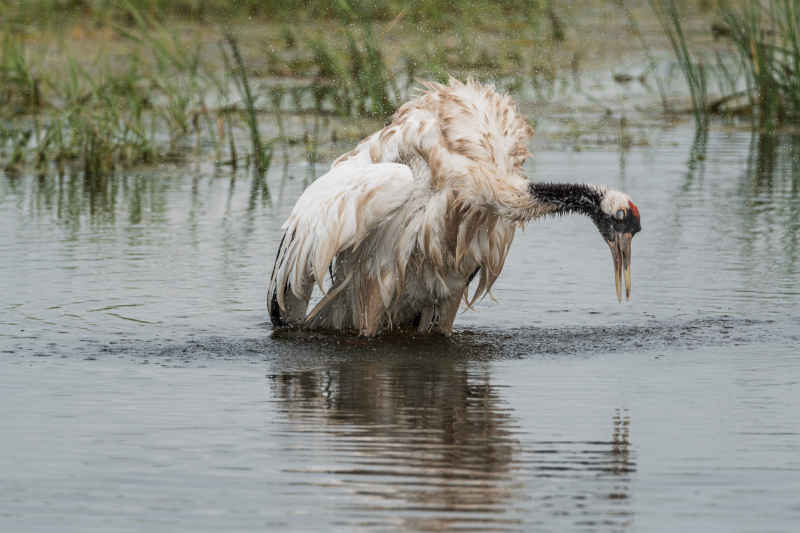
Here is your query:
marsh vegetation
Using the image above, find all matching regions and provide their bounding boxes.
[0,0,560,177]
[1,0,799,180]
[651,0,800,130]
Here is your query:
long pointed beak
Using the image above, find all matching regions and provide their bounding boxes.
[606,232,633,302]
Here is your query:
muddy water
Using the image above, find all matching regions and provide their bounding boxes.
[1,126,799,531]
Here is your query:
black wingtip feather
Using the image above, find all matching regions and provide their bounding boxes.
[269,288,285,327]
[268,232,289,327]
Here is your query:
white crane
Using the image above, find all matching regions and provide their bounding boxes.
[268,78,641,336]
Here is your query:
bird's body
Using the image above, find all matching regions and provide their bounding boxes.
[268,79,641,336]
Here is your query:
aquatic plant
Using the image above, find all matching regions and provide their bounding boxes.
[650,0,710,129]
[302,0,399,119]
[223,31,272,179]
[647,0,800,129]
[0,2,219,176]
[719,0,800,128]
[0,32,42,115]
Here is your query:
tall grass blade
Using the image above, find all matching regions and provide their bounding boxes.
[223,31,270,183]
[650,0,709,129]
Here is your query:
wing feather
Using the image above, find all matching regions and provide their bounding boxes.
[268,162,415,324]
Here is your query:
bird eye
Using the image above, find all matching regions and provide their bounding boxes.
[615,209,626,220]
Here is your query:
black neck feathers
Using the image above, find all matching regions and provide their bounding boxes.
[528,182,603,220]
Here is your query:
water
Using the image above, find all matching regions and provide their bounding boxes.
[1,125,799,531]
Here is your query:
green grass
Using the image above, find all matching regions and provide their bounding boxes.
[1,0,550,177]
[1,43,161,176]
[223,30,272,180]
[648,0,800,130]
[1,10,198,176]
[0,33,42,114]
[650,0,710,129]
[1,2,280,177]
[303,15,399,118]
[2,0,668,179]
[1,0,545,29]
[720,0,800,128]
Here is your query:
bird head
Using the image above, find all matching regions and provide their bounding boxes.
[591,190,641,302]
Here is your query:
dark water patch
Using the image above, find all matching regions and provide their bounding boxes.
[497,315,777,357]
[37,314,778,366]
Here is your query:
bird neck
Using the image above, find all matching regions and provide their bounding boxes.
[528,182,604,220]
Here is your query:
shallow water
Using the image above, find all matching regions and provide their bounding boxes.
[2,125,799,531]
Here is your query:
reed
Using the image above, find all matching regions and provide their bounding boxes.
[116,1,206,143]
[304,5,399,120]
[647,0,800,128]
[650,0,709,129]
[719,0,800,127]
[1,53,158,175]
[0,1,220,175]
[0,33,42,114]
[0,0,629,180]
[223,31,271,179]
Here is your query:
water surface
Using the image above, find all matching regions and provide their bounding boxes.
[1,125,799,531]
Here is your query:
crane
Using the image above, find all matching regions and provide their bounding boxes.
[268,78,641,336]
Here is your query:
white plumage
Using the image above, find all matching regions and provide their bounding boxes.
[268,78,641,336]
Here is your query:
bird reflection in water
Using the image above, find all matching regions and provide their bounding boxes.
[267,339,636,530]
[270,354,518,529]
